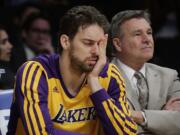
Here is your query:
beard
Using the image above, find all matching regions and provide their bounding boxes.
[69,49,96,73]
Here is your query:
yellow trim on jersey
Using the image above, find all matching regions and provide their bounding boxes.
[110,64,130,116]
[103,100,137,135]
[104,64,137,133]
[21,61,34,135]
[21,61,34,93]
[107,100,137,130]
[27,64,41,135]
[33,66,47,135]
[21,61,49,135]
[103,100,124,134]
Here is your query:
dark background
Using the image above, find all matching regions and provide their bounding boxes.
[1,0,180,75]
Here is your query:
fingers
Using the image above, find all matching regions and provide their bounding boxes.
[166,97,180,106]
[164,99,180,112]
[166,102,180,111]
[98,34,108,57]
[98,34,108,48]
[169,97,180,102]
[88,34,108,77]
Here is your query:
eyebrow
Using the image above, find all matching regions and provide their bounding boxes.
[0,38,8,43]
[81,38,96,42]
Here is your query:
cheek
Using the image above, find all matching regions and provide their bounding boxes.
[0,51,6,60]
[123,42,137,52]
[29,33,38,40]
[0,46,6,52]
[75,46,90,57]
[32,35,39,41]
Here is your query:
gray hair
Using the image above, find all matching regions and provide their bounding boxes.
[110,10,151,39]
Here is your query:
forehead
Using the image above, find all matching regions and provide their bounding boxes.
[122,18,151,30]
[0,30,8,39]
[75,24,104,40]
[31,18,50,29]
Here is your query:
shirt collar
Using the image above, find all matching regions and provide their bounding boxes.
[117,59,146,80]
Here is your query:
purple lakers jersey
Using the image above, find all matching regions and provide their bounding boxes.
[7,54,137,135]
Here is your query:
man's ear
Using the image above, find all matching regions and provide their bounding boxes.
[60,34,70,50]
[112,38,122,52]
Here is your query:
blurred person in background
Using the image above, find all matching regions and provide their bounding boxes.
[12,2,42,29]
[21,12,54,55]
[0,24,15,90]
[10,12,55,73]
[5,2,42,47]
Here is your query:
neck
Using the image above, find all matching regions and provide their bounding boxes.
[59,53,86,96]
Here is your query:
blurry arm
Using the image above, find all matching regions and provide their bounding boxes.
[163,96,180,111]
[143,71,180,135]
[87,35,137,135]
[88,64,137,135]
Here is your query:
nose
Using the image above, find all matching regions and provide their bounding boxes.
[7,41,13,50]
[91,44,99,55]
[142,33,151,43]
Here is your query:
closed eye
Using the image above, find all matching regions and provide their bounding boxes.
[82,39,95,46]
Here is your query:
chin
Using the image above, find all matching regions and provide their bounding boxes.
[82,65,94,72]
[144,56,153,61]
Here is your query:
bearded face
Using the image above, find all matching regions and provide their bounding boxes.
[69,46,97,73]
[64,24,105,73]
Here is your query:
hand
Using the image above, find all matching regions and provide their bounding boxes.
[88,34,108,78]
[131,110,145,124]
[87,34,108,93]
[163,97,180,111]
[40,43,54,54]
[37,37,54,54]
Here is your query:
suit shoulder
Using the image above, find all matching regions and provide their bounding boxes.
[146,63,178,75]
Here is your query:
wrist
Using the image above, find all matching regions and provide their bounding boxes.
[139,111,147,127]
[87,77,102,93]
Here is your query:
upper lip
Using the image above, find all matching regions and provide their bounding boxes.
[89,57,98,61]
[141,45,152,49]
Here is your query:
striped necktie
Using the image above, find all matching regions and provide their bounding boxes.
[134,72,149,109]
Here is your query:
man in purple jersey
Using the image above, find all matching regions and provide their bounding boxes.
[7,6,137,135]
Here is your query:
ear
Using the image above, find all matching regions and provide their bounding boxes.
[112,38,122,52]
[60,34,70,50]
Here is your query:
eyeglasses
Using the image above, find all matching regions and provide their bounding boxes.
[0,39,8,45]
[29,28,51,35]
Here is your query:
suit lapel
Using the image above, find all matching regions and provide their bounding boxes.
[124,75,141,110]
[111,58,141,110]
[146,64,161,109]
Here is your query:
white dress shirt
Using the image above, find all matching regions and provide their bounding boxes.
[116,60,146,96]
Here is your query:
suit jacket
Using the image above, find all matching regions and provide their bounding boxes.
[111,57,180,135]
[10,44,27,73]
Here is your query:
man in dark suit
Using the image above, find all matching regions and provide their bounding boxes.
[10,12,54,73]
[109,10,180,135]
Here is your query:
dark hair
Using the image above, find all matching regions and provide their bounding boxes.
[58,5,109,53]
[15,2,42,20]
[22,12,51,32]
[0,24,6,31]
[110,10,151,39]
